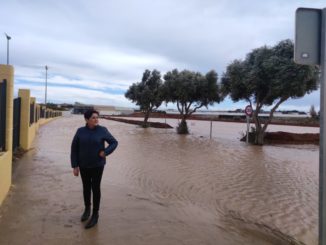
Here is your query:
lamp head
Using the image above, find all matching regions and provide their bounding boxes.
[4,33,11,40]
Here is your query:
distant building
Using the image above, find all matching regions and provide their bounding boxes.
[72,103,134,116]
[94,105,117,115]
[73,103,94,114]
[95,105,134,115]
[113,106,134,115]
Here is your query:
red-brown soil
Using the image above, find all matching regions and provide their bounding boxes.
[264,131,319,145]
[112,112,319,128]
[102,113,320,145]
[240,131,319,145]
[101,116,173,128]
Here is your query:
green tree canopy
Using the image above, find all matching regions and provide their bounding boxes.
[222,39,319,144]
[163,69,221,134]
[125,69,164,127]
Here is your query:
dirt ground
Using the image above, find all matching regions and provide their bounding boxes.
[0,115,318,245]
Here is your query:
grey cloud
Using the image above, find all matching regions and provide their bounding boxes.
[0,0,324,107]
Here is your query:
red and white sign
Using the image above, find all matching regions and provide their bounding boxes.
[245,105,253,116]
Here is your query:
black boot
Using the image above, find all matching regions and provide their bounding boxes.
[81,207,91,222]
[85,211,99,229]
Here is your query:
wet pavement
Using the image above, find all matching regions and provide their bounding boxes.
[0,115,319,245]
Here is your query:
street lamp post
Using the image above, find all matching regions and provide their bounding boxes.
[4,33,11,65]
[45,65,48,109]
[294,8,326,244]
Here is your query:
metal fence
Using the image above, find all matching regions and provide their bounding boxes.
[35,106,39,122]
[0,80,7,151]
[13,97,21,151]
[29,103,35,125]
[40,108,45,118]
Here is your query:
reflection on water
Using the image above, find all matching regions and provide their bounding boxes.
[83,116,319,244]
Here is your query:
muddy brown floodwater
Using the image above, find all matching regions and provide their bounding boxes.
[0,115,319,245]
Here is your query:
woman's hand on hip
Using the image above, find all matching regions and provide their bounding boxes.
[73,167,79,177]
[99,151,105,158]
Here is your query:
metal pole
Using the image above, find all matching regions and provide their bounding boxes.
[210,120,212,139]
[45,65,48,109]
[246,115,250,143]
[320,8,326,245]
[165,113,167,128]
[5,33,11,65]
[6,38,9,65]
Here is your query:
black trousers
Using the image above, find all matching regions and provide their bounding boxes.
[80,166,104,212]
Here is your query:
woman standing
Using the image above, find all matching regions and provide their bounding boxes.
[71,109,118,229]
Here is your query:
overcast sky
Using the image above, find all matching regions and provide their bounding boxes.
[1,0,325,111]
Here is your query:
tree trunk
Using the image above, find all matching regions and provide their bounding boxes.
[254,127,265,145]
[251,102,265,145]
[143,111,150,128]
[253,98,286,145]
[177,115,189,134]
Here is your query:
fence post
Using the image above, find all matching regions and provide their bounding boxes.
[210,120,212,139]
[18,89,31,150]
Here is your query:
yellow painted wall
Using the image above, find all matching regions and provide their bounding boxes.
[38,118,55,126]
[0,152,12,205]
[0,65,14,206]
[28,124,36,149]
[0,82,61,206]
[18,90,60,150]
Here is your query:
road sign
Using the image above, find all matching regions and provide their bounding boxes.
[244,105,253,117]
[295,8,322,65]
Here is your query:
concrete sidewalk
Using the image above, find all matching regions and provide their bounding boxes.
[0,116,186,245]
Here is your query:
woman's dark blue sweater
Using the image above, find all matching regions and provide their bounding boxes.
[71,125,118,168]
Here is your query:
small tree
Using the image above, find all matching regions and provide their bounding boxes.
[310,105,317,119]
[222,39,319,145]
[125,69,164,127]
[163,69,221,134]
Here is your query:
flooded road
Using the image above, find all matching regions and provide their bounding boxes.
[0,115,319,245]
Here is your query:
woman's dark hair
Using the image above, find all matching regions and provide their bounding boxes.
[84,109,99,120]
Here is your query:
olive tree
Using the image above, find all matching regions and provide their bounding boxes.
[125,69,164,127]
[163,69,221,134]
[222,39,319,145]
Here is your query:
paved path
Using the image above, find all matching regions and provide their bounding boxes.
[0,116,174,245]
